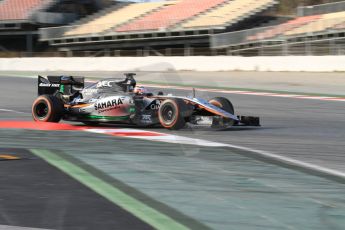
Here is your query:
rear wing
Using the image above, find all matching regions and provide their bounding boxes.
[38,75,84,96]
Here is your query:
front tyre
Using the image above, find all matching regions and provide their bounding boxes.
[208,97,235,128]
[208,97,234,114]
[158,99,186,130]
[32,95,64,122]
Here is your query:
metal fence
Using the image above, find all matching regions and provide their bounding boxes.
[40,19,195,41]
[211,17,345,49]
[224,40,345,56]
[2,41,345,57]
[297,1,345,16]
[0,47,228,58]
[40,23,114,41]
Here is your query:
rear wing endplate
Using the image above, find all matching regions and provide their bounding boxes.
[38,75,84,96]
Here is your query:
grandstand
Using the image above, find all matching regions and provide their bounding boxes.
[335,21,345,29]
[285,11,345,36]
[0,0,51,21]
[244,7,345,41]
[0,0,59,55]
[180,0,276,29]
[39,0,277,54]
[2,0,345,56]
[211,1,345,56]
[64,1,177,36]
[246,15,322,41]
[0,0,57,29]
[0,0,102,55]
[115,0,230,32]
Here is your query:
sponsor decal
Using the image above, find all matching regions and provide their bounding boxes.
[97,81,116,88]
[82,88,98,95]
[129,107,136,113]
[39,83,60,87]
[141,115,152,124]
[146,100,161,110]
[94,97,124,114]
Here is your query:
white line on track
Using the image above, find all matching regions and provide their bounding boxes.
[0,109,27,114]
[85,127,345,180]
[0,74,36,79]
[85,128,229,147]
[223,142,345,180]
[0,225,51,230]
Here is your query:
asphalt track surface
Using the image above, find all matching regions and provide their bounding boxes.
[3,76,345,173]
[1,76,345,229]
[0,148,152,230]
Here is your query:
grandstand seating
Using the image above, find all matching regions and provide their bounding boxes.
[181,0,276,29]
[285,11,345,36]
[247,15,321,41]
[64,1,174,36]
[247,11,345,41]
[0,0,49,21]
[115,0,228,32]
[335,21,345,30]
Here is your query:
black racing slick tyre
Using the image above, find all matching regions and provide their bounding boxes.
[208,97,235,128]
[208,97,234,114]
[158,99,188,130]
[32,95,64,122]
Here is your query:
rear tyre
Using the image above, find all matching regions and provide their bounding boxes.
[208,97,235,128]
[158,99,187,130]
[32,95,64,122]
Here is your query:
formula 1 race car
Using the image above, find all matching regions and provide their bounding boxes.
[32,73,260,130]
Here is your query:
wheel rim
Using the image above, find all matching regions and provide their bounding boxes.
[161,104,176,125]
[35,101,49,119]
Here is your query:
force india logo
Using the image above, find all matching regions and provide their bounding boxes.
[94,98,124,111]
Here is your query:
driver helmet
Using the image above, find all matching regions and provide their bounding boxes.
[133,86,149,95]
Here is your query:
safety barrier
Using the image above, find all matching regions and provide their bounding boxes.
[0,56,345,72]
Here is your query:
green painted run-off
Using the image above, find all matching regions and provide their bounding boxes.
[30,149,189,230]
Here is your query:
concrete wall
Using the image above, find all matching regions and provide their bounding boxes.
[0,56,344,72]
